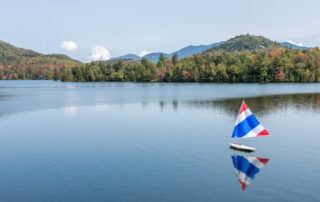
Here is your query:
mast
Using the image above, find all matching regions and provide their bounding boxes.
[234,100,245,144]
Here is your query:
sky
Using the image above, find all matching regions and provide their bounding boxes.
[1,0,320,62]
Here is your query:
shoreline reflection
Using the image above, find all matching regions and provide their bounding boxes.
[181,93,320,116]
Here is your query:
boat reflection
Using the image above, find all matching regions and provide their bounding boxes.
[231,154,269,191]
[229,145,255,153]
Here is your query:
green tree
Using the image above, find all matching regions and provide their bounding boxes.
[171,53,178,65]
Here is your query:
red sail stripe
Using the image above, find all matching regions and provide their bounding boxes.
[256,157,270,165]
[238,179,247,191]
[239,101,248,114]
[256,129,270,137]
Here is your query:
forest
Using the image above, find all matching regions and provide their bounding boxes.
[1,47,320,82]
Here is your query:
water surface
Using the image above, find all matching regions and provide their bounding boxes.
[0,81,320,201]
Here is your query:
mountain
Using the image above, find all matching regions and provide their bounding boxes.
[171,42,223,58]
[206,34,282,53]
[280,42,311,50]
[109,42,222,63]
[0,40,81,69]
[109,53,141,61]
[143,42,223,62]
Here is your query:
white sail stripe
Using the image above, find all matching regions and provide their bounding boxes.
[244,156,266,169]
[234,108,252,126]
[235,169,252,185]
[242,124,265,138]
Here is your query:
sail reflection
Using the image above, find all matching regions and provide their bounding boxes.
[231,154,269,191]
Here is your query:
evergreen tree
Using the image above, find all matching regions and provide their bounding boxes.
[171,53,178,65]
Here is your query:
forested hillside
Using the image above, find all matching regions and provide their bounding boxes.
[206,34,282,53]
[0,40,81,79]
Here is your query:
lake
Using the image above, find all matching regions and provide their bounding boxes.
[0,81,320,201]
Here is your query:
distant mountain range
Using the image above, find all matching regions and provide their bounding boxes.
[110,36,314,62]
[279,42,311,50]
[110,42,223,62]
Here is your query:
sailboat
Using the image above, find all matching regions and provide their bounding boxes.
[230,100,270,152]
[231,154,269,191]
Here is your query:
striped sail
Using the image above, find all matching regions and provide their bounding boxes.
[232,101,270,138]
[232,155,269,191]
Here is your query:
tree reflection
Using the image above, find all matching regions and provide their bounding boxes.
[183,93,320,117]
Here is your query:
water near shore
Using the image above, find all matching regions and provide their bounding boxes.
[0,81,320,201]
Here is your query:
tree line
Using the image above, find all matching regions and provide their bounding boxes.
[1,47,320,82]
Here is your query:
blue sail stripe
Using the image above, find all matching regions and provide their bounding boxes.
[232,114,260,138]
[232,155,260,179]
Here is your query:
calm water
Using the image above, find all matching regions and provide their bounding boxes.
[1,81,320,201]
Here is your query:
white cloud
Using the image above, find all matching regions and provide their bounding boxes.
[87,45,111,61]
[138,50,150,57]
[317,38,320,42]
[60,40,78,51]
[286,40,303,47]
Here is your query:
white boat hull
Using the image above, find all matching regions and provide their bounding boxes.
[230,143,256,152]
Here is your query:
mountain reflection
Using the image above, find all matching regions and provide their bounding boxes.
[231,154,270,191]
[179,93,320,116]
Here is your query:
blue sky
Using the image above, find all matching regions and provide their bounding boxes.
[1,0,320,62]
